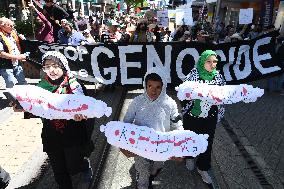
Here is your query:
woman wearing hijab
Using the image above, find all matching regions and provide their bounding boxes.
[12,51,94,189]
[180,50,226,184]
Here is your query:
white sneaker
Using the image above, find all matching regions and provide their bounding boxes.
[185,159,195,171]
[197,168,213,184]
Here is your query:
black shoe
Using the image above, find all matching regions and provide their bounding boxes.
[148,168,162,189]
[148,175,154,189]
[0,182,9,189]
[152,168,162,178]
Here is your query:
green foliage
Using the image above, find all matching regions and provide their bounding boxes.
[142,1,148,8]
[0,10,6,17]
[124,0,147,9]
[14,20,36,38]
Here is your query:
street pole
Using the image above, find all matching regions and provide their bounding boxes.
[80,0,84,16]
[215,0,221,20]
[71,0,76,11]
[5,0,9,18]
[30,0,36,39]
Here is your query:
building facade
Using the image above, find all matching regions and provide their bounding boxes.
[215,0,281,28]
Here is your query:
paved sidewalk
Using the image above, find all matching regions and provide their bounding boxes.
[223,79,284,188]
[0,77,47,189]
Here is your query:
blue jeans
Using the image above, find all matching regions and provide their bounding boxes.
[0,64,27,88]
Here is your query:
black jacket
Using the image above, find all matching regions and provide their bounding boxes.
[25,80,94,155]
[43,4,69,21]
[0,35,22,69]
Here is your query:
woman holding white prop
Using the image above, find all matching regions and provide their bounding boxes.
[11,51,94,189]
[181,50,226,184]
[8,84,112,120]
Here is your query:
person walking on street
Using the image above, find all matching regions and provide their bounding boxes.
[181,50,226,184]
[0,17,27,88]
[123,68,184,189]
[11,51,94,189]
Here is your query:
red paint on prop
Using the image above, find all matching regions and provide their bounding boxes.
[16,96,43,104]
[138,136,150,141]
[151,139,174,145]
[115,130,120,136]
[129,138,135,144]
[186,93,191,98]
[212,96,222,103]
[174,137,193,146]
[148,137,194,146]
[242,87,247,96]
[16,94,89,113]
[48,103,61,111]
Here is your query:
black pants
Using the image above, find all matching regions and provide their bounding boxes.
[47,146,91,189]
[183,114,217,171]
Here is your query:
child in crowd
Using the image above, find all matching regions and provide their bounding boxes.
[123,69,184,189]
[13,51,94,189]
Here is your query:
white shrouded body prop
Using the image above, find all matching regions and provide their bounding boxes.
[100,121,209,161]
[7,85,112,120]
[176,81,264,104]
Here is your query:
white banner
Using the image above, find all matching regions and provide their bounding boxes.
[176,8,193,26]
[157,10,169,27]
[168,10,176,18]
[239,8,253,25]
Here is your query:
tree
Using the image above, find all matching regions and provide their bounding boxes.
[124,0,147,12]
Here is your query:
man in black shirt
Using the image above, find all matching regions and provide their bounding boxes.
[43,0,69,41]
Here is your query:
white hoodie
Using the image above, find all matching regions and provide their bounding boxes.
[123,68,183,132]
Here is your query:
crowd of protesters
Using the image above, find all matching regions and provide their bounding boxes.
[0,0,284,188]
[24,0,284,44]
[22,0,284,92]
